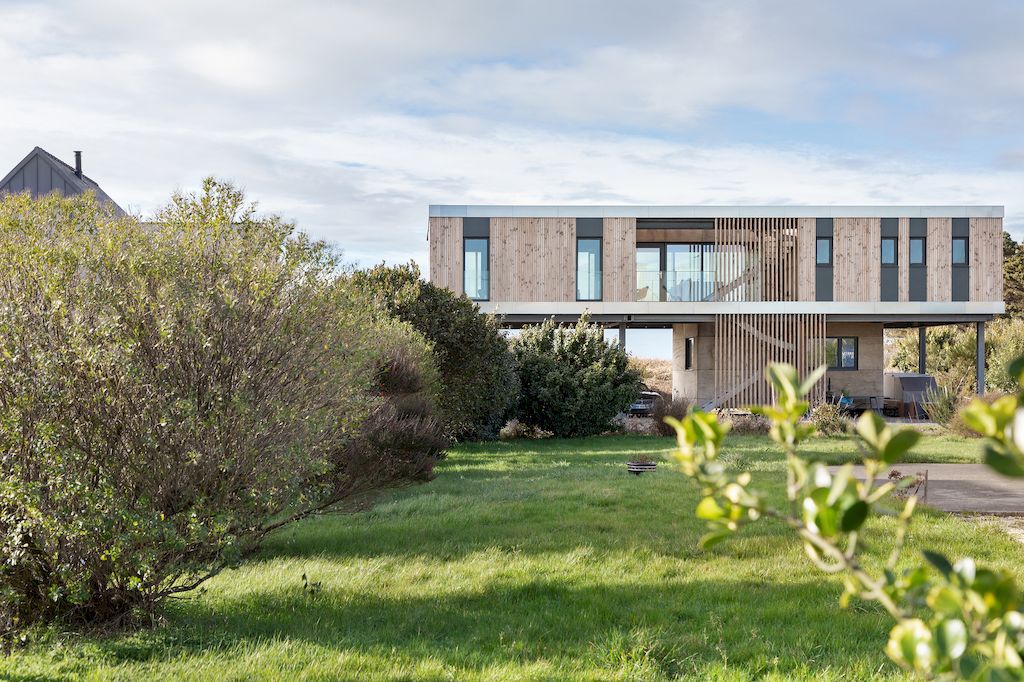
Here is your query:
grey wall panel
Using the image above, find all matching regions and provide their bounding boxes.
[910,269,927,301]
[816,218,834,237]
[881,218,899,237]
[881,269,899,301]
[952,268,969,301]
[952,217,970,237]
[576,218,603,237]
[910,218,927,237]
[816,267,833,301]
[463,217,490,238]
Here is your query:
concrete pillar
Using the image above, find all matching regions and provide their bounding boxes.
[918,327,927,375]
[976,321,986,395]
[671,324,686,400]
[618,324,626,350]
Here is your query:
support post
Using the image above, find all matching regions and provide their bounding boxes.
[976,321,985,395]
[618,324,626,350]
[918,327,926,375]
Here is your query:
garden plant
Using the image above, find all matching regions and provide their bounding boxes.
[669,359,1024,679]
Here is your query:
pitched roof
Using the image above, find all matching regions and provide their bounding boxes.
[0,146,125,214]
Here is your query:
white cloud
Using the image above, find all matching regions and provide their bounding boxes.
[0,0,1021,270]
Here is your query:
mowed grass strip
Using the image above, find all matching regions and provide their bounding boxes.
[3,434,1015,681]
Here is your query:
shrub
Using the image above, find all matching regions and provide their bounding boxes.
[652,397,691,436]
[809,402,849,435]
[349,263,518,440]
[511,316,642,437]
[0,183,446,634]
[948,392,1008,438]
[923,385,960,427]
[726,413,771,435]
[498,420,554,440]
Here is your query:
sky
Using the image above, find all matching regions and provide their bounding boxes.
[2,0,1023,357]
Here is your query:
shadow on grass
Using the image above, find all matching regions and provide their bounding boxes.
[95,578,893,679]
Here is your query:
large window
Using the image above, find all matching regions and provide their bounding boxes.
[825,336,858,370]
[463,238,489,301]
[576,238,602,301]
[881,237,897,265]
[635,243,716,302]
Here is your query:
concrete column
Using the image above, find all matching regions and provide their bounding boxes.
[618,324,626,349]
[918,327,927,375]
[671,324,686,400]
[976,321,986,395]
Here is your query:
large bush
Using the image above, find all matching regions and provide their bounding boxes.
[0,183,446,634]
[349,263,518,440]
[511,316,642,437]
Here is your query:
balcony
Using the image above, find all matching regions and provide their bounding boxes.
[636,270,716,302]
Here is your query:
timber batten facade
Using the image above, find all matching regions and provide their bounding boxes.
[427,205,1005,407]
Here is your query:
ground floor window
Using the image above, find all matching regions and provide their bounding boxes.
[685,337,695,369]
[825,336,857,370]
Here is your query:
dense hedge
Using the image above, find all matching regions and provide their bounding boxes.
[511,317,641,437]
[349,264,518,440]
[0,182,446,634]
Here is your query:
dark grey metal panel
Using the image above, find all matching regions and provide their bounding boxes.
[881,269,899,301]
[463,217,490,238]
[881,217,899,238]
[952,268,969,301]
[636,218,713,229]
[952,217,970,237]
[576,218,603,237]
[910,217,927,237]
[909,269,927,301]
[816,267,833,301]
[816,218,833,237]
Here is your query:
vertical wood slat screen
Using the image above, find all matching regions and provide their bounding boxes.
[712,218,799,301]
[713,313,827,409]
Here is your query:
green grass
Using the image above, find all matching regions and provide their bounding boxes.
[3,433,1018,681]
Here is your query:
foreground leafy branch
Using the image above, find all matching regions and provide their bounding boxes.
[668,362,1024,679]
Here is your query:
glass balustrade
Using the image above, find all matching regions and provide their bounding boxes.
[635,270,717,301]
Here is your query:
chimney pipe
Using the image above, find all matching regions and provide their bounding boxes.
[74,151,82,178]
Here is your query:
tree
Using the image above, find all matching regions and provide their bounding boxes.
[0,182,446,634]
[1004,231,1024,317]
[511,316,642,437]
[349,263,518,440]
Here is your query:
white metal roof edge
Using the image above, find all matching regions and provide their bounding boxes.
[429,205,1005,219]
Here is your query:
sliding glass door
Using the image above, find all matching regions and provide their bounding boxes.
[636,243,715,302]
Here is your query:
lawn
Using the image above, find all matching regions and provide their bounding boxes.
[4,433,1020,681]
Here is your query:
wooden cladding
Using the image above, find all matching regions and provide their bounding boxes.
[796,218,816,300]
[603,218,636,302]
[833,218,881,302]
[490,217,575,302]
[428,217,463,294]
[971,218,1003,301]
[713,313,827,409]
[713,218,799,301]
[927,217,953,302]
[898,217,910,301]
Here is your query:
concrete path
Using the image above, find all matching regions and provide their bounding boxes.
[826,464,1024,514]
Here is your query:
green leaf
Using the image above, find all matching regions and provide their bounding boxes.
[935,618,968,660]
[1008,354,1024,387]
[880,429,921,464]
[696,496,726,521]
[923,550,954,578]
[856,411,888,453]
[797,365,827,398]
[886,619,934,673]
[983,445,1024,478]
[840,500,869,532]
[699,530,731,550]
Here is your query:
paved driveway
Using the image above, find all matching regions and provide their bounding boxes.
[827,464,1024,514]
